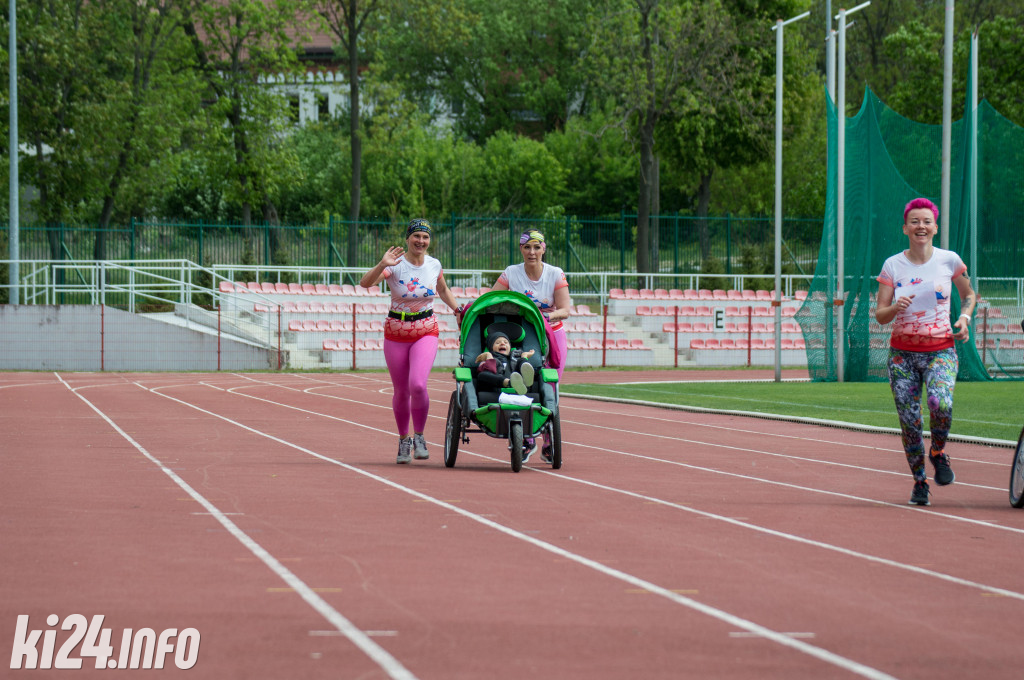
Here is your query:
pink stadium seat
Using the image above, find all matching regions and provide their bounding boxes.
[662,323,677,333]
[990,324,1008,333]
[765,338,777,349]
[689,338,705,349]
[630,338,646,349]
[725,306,740,317]
[683,289,700,300]
[727,290,744,300]
[294,302,311,313]
[679,306,695,316]
[712,289,728,300]
[677,322,693,333]
[1012,339,1024,349]
[341,284,356,296]
[328,320,348,332]
[218,281,235,293]
[794,339,806,349]
[752,323,769,333]
[782,307,797,317]
[315,283,331,295]
[616,339,630,349]
[651,305,668,316]
[697,289,714,300]
[654,289,671,299]
[609,288,625,299]
[624,289,640,299]
[742,289,758,300]
[720,339,736,349]
[355,320,372,332]
[753,306,770,317]
[275,282,290,294]
[695,306,712,317]
[315,320,331,332]
[301,320,317,331]
[692,322,710,333]
[576,304,595,316]
[781,339,795,349]
[705,339,721,349]
[370,320,385,332]
[639,289,656,299]
[353,285,369,296]
[795,290,808,301]
[246,282,262,293]
[368,285,383,296]
[328,284,344,295]
[289,283,303,294]
[450,286,466,297]
[466,286,480,297]
[735,339,750,349]
[756,290,772,300]
[668,289,686,299]
[322,339,338,351]
[288,320,302,331]
[724,322,737,333]
[587,340,603,349]
[751,339,766,349]
[636,305,652,316]
[336,338,354,351]
[604,339,617,349]
[308,302,325,313]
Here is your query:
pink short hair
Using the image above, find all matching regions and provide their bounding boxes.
[903,197,938,222]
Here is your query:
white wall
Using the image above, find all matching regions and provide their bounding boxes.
[0,305,281,371]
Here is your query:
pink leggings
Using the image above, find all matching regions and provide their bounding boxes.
[546,328,568,380]
[383,335,439,436]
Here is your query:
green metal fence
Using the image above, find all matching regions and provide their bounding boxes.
[1,213,821,279]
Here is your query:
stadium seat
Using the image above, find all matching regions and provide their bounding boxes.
[697,289,714,300]
[246,282,262,293]
[636,305,652,316]
[315,283,331,295]
[288,283,303,295]
[616,339,630,349]
[682,289,699,300]
[288,320,302,331]
[654,289,671,299]
[639,289,656,299]
[465,286,480,297]
[328,284,344,295]
[695,306,712,317]
[609,288,625,299]
[712,289,728,300]
[668,289,686,299]
[630,338,646,349]
[587,340,603,350]
[275,282,290,294]
[576,304,595,316]
[795,290,808,301]
[341,284,356,296]
[735,339,749,349]
[218,281,236,293]
[692,322,710,333]
[301,320,317,331]
[651,305,668,315]
[756,290,772,300]
[781,339,795,349]
[336,339,354,351]
[624,289,640,299]
[720,339,735,349]
[727,290,744,300]
[677,322,693,333]
[741,289,758,300]
[689,339,705,349]
[315,320,330,332]
[705,339,721,349]
[662,323,677,333]
[322,339,338,351]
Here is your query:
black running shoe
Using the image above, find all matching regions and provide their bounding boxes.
[910,480,930,506]
[930,452,955,486]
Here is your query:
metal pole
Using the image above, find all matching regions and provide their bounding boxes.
[969,31,978,299]
[8,0,19,305]
[772,10,810,382]
[940,0,955,249]
[833,1,870,383]
[826,29,836,103]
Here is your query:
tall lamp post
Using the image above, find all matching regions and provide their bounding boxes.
[772,10,810,382]
[8,0,18,305]
[835,1,870,383]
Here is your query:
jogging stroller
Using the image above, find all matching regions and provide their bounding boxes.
[444,290,562,472]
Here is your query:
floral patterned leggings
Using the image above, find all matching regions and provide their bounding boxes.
[887,347,959,481]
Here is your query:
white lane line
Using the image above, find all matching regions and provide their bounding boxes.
[53,373,418,680]
[203,377,1024,593]
[132,381,899,680]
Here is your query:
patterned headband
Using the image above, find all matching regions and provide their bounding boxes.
[519,230,545,245]
[407,218,432,237]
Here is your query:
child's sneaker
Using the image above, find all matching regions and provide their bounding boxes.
[509,372,527,395]
[909,480,930,506]
[396,437,413,464]
[412,433,429,460]
[522,437,539,463]
[520,362,534,388]
[929,451,955,486]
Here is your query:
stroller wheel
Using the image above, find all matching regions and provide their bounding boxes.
[444,391,461,468]
[509,421,524,473]
[547,410,562,470]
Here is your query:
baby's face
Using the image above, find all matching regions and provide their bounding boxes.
[491,337,511,354]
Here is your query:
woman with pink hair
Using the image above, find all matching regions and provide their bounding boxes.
[875,198,976,506]
[361,219,463,464]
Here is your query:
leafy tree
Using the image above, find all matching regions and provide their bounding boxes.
[581,0,743,272]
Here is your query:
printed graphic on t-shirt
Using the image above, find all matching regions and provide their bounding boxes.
[892,277,952,347]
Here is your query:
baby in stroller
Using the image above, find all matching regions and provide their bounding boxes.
[473,330,536,405]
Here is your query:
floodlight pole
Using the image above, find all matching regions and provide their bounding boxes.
[8,0,18,305]
[772,10,810,383]
[835,1,870,383]
[940,0,955,249]
[969,31,978,300]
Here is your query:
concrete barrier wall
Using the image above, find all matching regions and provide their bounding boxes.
[0,305,280,371]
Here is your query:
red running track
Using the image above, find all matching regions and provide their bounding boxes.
[1,370,1022,679]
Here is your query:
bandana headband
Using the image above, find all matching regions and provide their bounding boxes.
[519,230,545,246]
[407,219,432,237]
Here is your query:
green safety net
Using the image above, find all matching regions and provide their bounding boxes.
[797,65,1024,382]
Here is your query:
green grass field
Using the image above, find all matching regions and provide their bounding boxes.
[562,380,1024,443]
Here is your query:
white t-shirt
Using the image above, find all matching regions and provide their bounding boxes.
[876,248,967,352]
[497,263,569,331]
[382,255,443,342]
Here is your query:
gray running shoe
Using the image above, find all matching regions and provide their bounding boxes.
[909,480,930,506]
[396,437,413,464]
[412,433,429,460]
[929,452,954,486]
